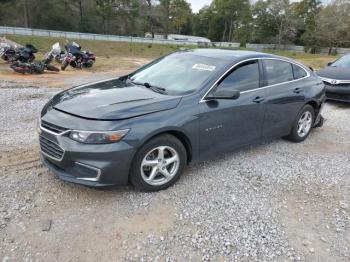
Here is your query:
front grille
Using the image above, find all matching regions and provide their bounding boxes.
[324,82,350,88]
[327,92,350,101]
[41,120,68,134]
[40,135,64,160]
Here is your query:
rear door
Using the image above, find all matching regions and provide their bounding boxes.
[198,59,267,158]
[262,59,308,139]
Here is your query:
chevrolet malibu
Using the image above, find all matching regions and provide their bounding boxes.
[39,49,325,191]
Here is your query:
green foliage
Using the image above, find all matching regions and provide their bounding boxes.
[315,0,350,50]
[0,0,350,50]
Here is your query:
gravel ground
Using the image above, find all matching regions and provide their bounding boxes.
[0,82,350,261]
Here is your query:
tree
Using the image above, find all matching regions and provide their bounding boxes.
[293,0,322,52]
[192,6,212,38]
[94,0,140,35]
[267,0,297,46]
[160,0,170,38]
[252,0,279,44]
[315,0,350,53]
[30,0,75,31]
[170,0,192,34]
[95,0,115,34]
[142,0,157,37]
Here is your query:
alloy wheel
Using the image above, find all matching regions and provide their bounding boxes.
[140,146,180,186]
[297,111,313,137]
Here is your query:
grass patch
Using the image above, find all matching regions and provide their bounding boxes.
[5,34,337,70]
[5,35,190,59]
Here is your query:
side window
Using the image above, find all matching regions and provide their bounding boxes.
[292,64,307,79]
[264,60,294,85]
[218,60,260,92]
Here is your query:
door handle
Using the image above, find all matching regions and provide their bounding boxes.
[253,96,265,103]
[294,88,302,94]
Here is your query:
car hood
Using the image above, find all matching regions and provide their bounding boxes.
[317,66,350,81]
[51,79,182,120]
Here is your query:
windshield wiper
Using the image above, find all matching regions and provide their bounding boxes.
[131,81,167,94]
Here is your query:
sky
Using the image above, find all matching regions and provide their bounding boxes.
[187,0,212,13]
[187,0,330,13]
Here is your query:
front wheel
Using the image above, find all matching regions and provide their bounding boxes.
[130,134,187,192]
[10,62,32,74]
[285,105,315,143]
[28,55,35,63]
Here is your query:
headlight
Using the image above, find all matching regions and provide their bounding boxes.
[69,129,130,144]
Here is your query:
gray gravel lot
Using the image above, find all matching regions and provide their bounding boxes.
[0,85,349,261]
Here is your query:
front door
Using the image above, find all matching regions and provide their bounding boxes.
[198,59,267,159]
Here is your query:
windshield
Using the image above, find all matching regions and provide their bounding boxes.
[130,52,225,95]
[332,55,350,68]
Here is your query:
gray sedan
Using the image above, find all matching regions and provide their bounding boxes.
[39,49,326,191]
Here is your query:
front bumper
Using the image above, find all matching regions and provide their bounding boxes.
[39,129,135,187]
[325,84,350,103]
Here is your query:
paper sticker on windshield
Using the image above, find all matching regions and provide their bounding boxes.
[192,64,216,71]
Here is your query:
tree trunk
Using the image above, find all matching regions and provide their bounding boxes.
[228,18,233,42]
[79,0,83,30]
[102,19,106,35]
[164,0,170,39]
[328,46,332,55]
[151,19,154,38]
[146,0,154,38]
[222,20,227,42]
[23,0,29,28]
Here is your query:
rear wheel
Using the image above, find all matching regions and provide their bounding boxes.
[130,134,187,192]
[285,105,315,142]
[61,61,69,71]
[46,64,60,72]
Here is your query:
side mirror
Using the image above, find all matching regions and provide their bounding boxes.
[207,89,240,100]
[327,62,333,66]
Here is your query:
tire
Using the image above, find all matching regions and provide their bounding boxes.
[28,55,35,63]
[10,62,32,74]
[285,105,315,143]
[84,60,94,68]
[46,64,60,72]
[130,134,187,192]
[61,61,69,71]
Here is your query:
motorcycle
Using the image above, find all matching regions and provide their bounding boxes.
[0,43,18,62]
[10,43,60,74]
[1,43,37,63]
[61,42,96,70]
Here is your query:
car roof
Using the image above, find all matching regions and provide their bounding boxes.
[181,48,308,70]
[185,48,278,61]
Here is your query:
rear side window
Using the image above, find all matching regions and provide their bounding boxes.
[218,60,260,92]
[292,64,307,79]
[264,60,294,85]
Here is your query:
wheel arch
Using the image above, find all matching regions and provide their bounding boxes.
[305,99,321,116]
[136,128,193,164]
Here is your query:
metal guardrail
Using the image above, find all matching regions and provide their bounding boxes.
[1,26,349,55]
[0,26,201,46]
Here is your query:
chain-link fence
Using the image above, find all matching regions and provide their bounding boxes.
[1,26,349,55]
